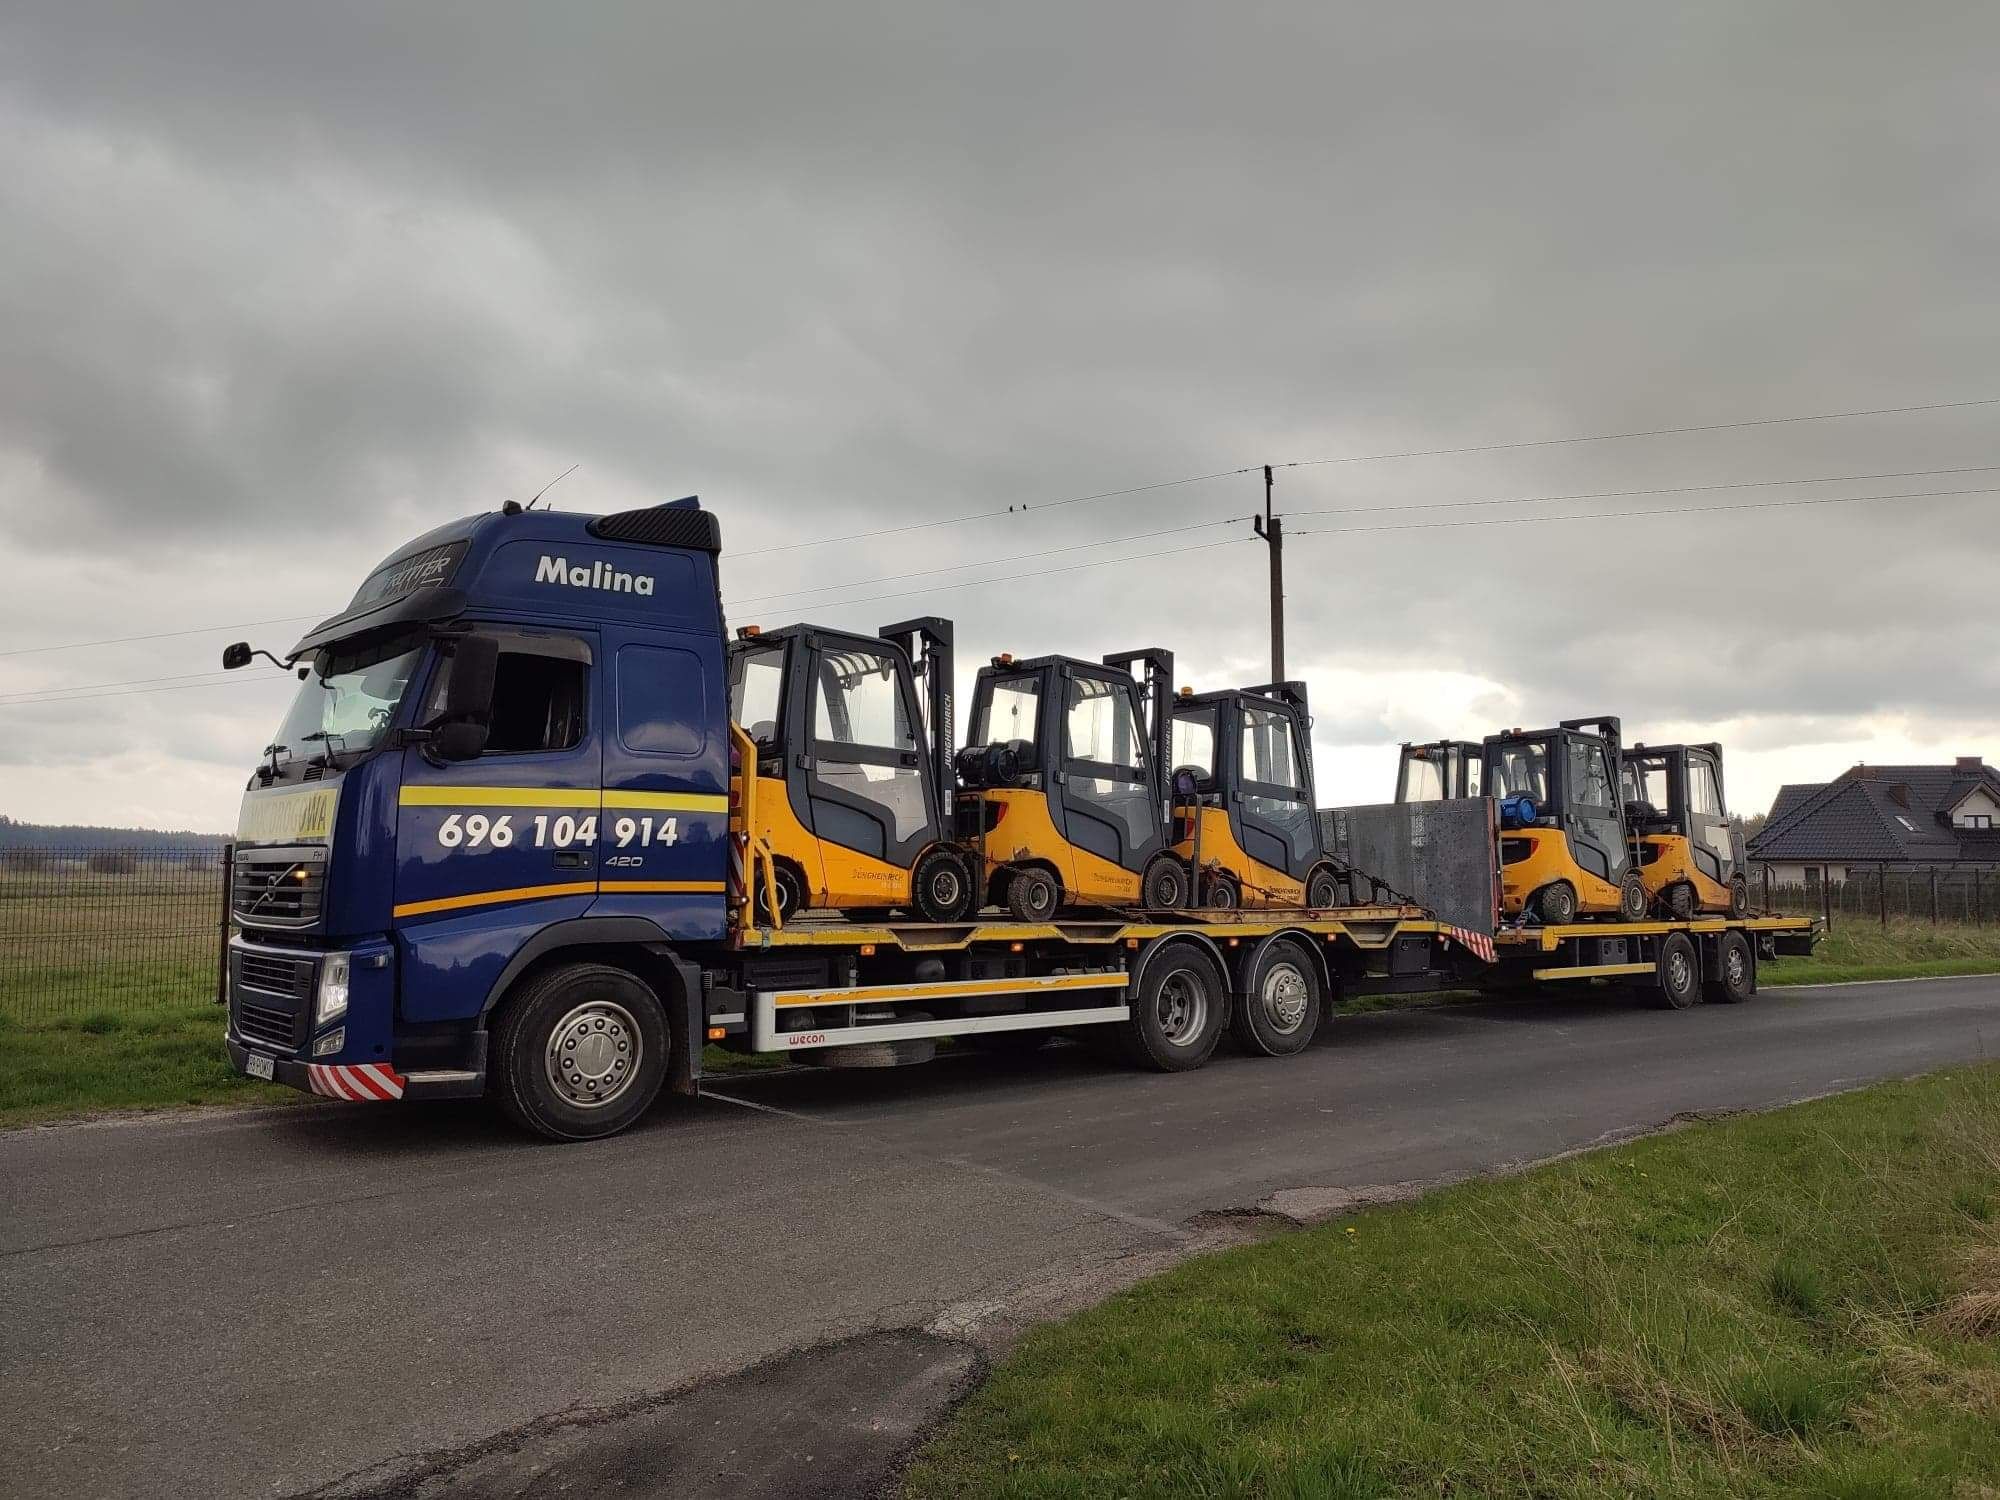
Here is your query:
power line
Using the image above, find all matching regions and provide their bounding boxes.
[0,614,320,659]
[1281,463,2000,521]
[1288,483,2000,538]
[726,514,1250,611]
[1279,396,2000,471]
[0,669,244,704]
[0,676,282,709]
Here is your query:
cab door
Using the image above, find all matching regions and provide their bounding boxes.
[1234,702,1316,877]
[1563,737,1631,885]
[797,635,941,871]
[394,629,603,1017]
[1685,750,1734,884]
[1056,668,1165,875]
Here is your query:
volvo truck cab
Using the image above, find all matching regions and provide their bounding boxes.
[956,648,1188,919]
[1166,682,1345,908]
[1623,742,1749,918]
[726,617,974,924]
[1483,716,1648,925]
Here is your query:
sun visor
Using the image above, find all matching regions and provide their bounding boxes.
[288,585,468,661]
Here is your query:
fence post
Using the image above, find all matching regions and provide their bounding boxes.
[1977,869,1985,928]
[1931,866,1939,925]
[1762,865,1771,913]
[216,842,234,1006]
[1879,863,1888,927]
[1822,867,1832,928]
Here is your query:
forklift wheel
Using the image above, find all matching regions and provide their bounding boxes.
[1204,877,1239,911]
[1619,873,1649,923]
[1006,868,1061,922]
[1534,881,1578,925]
[1306,866,1343,908]
[1141,855,1188,910]
[1665,882,1697,922]
[1729,875,1750,916]
[912,846,976,923]
[758,865,807,925]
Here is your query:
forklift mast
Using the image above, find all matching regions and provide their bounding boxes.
[878,617,954,806]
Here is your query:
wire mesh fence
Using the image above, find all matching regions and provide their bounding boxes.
[0,847,230,1023]
[1755,864,2000,927]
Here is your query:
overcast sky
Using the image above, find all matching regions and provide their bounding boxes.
[3,1,1997,833]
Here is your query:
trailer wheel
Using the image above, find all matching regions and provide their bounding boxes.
[1535,881,1578,925]
[1121,945,1227,1071]
[1141,853,1188,910]
[913,845,976,922]
[1620,872,1650,923]
[1305,866,1343,909]
[1707,931,1755,1003]
[1231,939,1323,1056]
[1652,933,1700,1010]
[1665,882,1696,921]
[491,962,669,1141]
[1006,867,1061,921]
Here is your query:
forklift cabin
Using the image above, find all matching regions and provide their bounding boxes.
[1483,716,1648,925]
[1622,742,1749,917]
[727,616,973,922]
[1167,681,1344,908]
[1395,740,1483,802]
[956,647,1187,918]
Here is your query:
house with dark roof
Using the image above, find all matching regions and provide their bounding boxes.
[1749,755,2000,884]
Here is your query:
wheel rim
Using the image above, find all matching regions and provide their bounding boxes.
[1726,945,1746,987]
[1156,970,1209,1045]
[545,999,642,1110]
[1259,960,1310,1034]
[1028,878,1055,917]
[929,865,962,908]
[1667,948,1693,995]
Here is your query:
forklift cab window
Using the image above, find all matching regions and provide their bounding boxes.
[976,676,1041,767]
[1401,755,1448,802]
[1690,759,1723,817]
[1065,676,1145,769]
[1570,741,1615,809]
[1241,704,1313,858]
[811,647,928,843]
[1064,675,1157,857]
[1489,742,1548,803]
[1170,707,1218,785]
[1240,705,1302,791]
[731,645,784,747]
[1627,756,1669,813]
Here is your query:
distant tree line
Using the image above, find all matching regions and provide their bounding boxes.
[0,814,229,853]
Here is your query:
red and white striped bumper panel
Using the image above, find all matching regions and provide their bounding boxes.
[1447,926,1497,963]
[306,1062,407,1101]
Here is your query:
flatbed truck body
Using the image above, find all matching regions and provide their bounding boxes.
[217,497,1818,1137]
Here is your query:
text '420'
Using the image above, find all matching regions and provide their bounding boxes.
[434,813,679,849]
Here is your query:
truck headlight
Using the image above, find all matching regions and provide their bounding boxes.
[316,953,351,1025]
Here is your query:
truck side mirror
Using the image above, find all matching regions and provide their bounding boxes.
[428,635,498,762]
[221,641,252,670]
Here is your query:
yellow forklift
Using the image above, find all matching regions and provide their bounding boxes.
[1622,742,1750,917]
[1483,716,1649,924]
[727,616,976,924]
[1395,739,1482,802]
[956,646,1188,919]
[1166,681,1346,908]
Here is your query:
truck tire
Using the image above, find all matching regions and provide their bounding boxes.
[1141,853,1188,910]
[1651,933,1700,1010]
[1230,938,1322,1056]
[1006,867,1060,922]
[1706,930,1755,1003]
[1535,881,1578,925]
[1120,944,1227,1071]
[491,962,670,1141]
[912,845,975,922]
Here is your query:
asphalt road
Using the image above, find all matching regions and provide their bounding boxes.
[4,975,1997,1499]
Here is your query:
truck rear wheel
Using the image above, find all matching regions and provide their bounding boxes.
[491,962,670,1141]
[1706,931,1755,1003]
[1120,945,1226,1071]
[1652,933,1700,1010]
[1230,939,1322,1056]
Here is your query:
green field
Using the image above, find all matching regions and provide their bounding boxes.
[904,1067,2000,1499]
[1764,917,2000,987]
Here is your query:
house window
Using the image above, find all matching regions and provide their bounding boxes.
[1966,814,1994,829]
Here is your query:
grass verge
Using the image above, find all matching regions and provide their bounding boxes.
[1764,917,2000,988]
[903,1066,2000,1499]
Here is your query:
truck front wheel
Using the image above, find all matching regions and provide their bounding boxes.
[491,962,670,1141]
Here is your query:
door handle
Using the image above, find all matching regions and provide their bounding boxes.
[553,852,590,870]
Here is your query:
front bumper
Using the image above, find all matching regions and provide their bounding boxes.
[227,1033,487,1101]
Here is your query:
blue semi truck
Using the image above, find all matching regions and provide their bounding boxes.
[220,496,1817,1139]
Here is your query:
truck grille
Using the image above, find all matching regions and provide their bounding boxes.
[232,847,328,927]
[230,948,312,1052]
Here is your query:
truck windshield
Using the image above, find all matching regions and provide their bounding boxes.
[267,634,427,766]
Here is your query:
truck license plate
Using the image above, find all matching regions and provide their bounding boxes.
[246,1052,275,1081]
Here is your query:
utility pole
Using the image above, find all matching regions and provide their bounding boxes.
[1252,463,1283,681]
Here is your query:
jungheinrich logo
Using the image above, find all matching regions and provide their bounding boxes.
[534,554,656,596]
